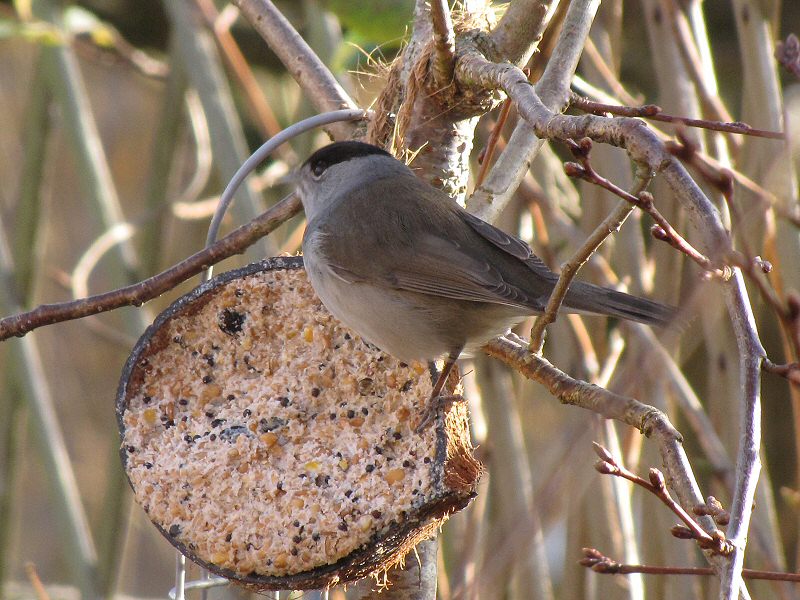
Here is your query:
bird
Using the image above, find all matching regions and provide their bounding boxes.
[296,140,674,428]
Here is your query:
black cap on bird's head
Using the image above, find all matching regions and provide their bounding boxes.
[302,141,392,178]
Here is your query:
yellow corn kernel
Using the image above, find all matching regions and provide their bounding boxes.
[386,468,406,484]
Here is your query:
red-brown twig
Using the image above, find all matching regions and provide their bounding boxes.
[763,359,800,386]
[580,548,800,582]
[562,138,729,278]
[0,194,301,341]
[569,93,784,140]
[592,443,733,555]
[475,99,513,187]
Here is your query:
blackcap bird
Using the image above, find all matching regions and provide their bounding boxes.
[297,141,674,427]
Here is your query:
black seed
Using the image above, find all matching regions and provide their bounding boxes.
[173,335,182,344]
[211,418,225,428]
[218,308,246,335]
[372,510,382,519]
[330,413,336,420]
[399,362,408,368]
[311,388,320,398]
[225,533,232,542]
[202,375,213,384]
[178,398,188,406]
[293,520,300,527]
[143,395,152,404]
[227,394,235,401]
[243,409,252,417]
[168,524,181,537]
[314,474,330,487]
[312,533,320,541]
[164,419,175,429]
[347,409,355,418]
[361,407,369,415]
[365,464,375,473]
[345,489,353,497]
[206,355,215,366]
[344,333,351,340]
[291,548,298,556]
[401,380,413,392]
[278,396,290,407]
[205,411,214,418]
[193,434,201,441]
[403,460,412,468]
[292,535,302,543]
[184,435,192,443]
[338,522,348,532]
[180,416,188,422]
[126,445,135,453]
[209,434,217,441]
[144,462,153,469]
[393,431,402,440]
[423,457,431,464]
[374,446,383,455]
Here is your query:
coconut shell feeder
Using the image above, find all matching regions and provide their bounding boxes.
[116,256,482,590]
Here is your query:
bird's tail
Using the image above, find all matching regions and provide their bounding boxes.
[563,281,676,327]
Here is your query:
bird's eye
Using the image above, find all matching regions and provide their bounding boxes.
[311,162,327,178]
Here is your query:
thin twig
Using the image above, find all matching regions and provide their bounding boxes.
[0,194,301,341]
[568,94,784,140]
[232,0,359,140]
[762,358,800,386]
[660,0,735,128]
[581,548,800,582]
[528,168,651,353]
[193,0,294,160]
[475,99,512,187]
[592,443,732,555]
[429,0,456,88]
[560,138,728,278]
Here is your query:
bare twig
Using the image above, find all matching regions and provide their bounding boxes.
[0,194,301,341]
[762,359,800,386]
[231,0,359,140]
[660,0,735,128]
[528,160,652,352]
[592,443,732,555]
[193,0,292,159]
[429,0,456,88]
[581,548,800,582]
[559,138,728,277]
[568,94,784,139]
[475,99,512,187]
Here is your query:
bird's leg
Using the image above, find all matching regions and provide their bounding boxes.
[415,347,463,433]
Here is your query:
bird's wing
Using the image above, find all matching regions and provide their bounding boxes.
[307,176,552,311]
[387,234,544,310]
[460,210,552,274]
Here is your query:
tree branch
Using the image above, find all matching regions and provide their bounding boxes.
[429,0,456,88]
[490,0,555,66]
[0,195,301,340]
[231,0,359,140]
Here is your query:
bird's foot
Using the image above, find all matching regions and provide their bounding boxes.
[414,393,465,434]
